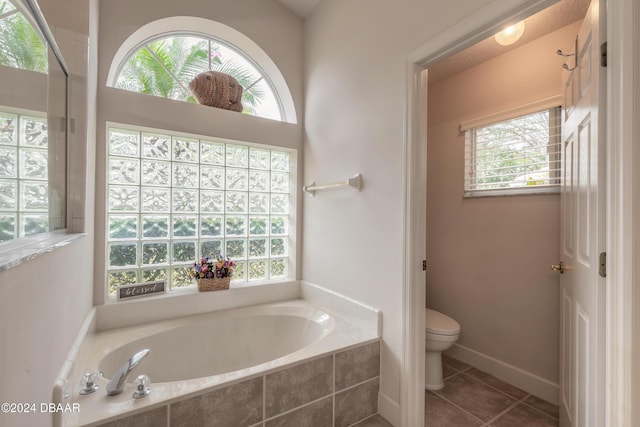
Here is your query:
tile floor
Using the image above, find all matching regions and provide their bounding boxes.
[426,355,559,427]
[349,354,559,427]
[353,414,394,426]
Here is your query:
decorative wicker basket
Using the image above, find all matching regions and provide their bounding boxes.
[197,277,231,292]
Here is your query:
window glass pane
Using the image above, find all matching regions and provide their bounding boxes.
[0,110,50,242]
[142,242,168,265]
[108,271,137,294]
[0,1,16,14]
[113,35,283,121]
[249,238,267,258]
[171,267,192,287]
[270,258,288,278]
[0,6,48,73]
[105,126,293,295]
[142,215,169,238]
[142,133,170,159]
[248,259,267,281]
[464,107,561,196]
[108,215,138,239]
[109,129,139,157]
[0,113,17,144]
[143,268,167,283]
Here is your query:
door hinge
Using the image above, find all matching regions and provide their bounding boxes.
[601,42,607,67]
[599,252,606,278]
[422,260,427,271]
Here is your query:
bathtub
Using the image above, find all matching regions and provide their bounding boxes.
[99,302,334,383]
[64,298,379,426]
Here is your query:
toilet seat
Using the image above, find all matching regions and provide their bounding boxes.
[425,308,460,336]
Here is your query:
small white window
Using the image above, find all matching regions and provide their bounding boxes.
[464,107,561,197]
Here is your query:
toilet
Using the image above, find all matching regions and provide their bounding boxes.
[425,308,460,390]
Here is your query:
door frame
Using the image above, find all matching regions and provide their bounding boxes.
[400,0,640,425]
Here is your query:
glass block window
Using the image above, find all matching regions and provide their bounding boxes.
[106,125,292,295]
[464,107,561,197]
[0,110,49,242]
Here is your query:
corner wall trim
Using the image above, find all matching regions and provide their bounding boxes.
[447,343,559,405]
[378,391,400,426]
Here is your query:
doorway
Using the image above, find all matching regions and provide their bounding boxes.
[423,0,589,424]
[399,0,639,425]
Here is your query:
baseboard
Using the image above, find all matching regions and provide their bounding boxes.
[378,391,400,426]
[447,343,559,405]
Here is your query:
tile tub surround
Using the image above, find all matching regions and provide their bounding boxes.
[89,341,381,427]
[63,298,380,426]
[425,355,559,427]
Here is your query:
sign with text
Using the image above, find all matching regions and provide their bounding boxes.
[117,280,166,300]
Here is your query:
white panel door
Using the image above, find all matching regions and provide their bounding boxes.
[559,0,606,426]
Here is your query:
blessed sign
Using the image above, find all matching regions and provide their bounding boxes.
[117,280,166,300]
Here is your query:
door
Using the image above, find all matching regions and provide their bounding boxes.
[559,0,606,426]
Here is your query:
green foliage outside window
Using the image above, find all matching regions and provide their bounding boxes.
[0,0,48,73]
[115,36,266,115]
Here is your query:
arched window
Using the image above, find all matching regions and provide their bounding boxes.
[0,0,47,73]
[107,17,296,123]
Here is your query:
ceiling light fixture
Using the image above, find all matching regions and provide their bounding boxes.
[494,21,525,46]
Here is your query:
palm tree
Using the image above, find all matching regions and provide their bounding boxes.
[0,2,48,73]
[116,36,266,114]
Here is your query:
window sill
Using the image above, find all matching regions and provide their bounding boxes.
[97,278,300,331]
[464,185,560,198]
[0,232,86,274]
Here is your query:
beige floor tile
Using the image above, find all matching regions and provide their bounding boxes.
[425,391,483,427]
[441,355,471,372]
[491,403,558,427]
[464,367,529,400]
[524,395,560,419]
[435,374,516,422]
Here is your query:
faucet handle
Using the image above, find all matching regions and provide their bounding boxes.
[79,372,100,395]
[132,375,151,399]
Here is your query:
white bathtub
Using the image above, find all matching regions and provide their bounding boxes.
[98,302,334,383]
[66,297,378,426]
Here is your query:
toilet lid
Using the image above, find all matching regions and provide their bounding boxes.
[425,308,460,336]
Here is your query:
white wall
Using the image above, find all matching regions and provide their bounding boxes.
[94,0,305,303]
[303,0,502,421]
[426,22,580,384]
[0,240,93,427]
[0,1,95,426]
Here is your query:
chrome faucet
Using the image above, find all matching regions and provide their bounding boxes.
[106,349,150,396]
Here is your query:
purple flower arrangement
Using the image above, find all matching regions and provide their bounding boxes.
[190,255,236,280]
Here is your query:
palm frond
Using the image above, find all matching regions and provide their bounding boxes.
[113,35,272,114]
[0,12,47,72]
[213,59,266,108]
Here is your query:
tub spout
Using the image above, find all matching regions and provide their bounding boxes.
[106,349,150,396]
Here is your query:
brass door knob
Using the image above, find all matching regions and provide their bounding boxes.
[551,261,565,274]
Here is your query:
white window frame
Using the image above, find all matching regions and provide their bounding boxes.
[106,17,297,124]
[105,122,296,299]
[461,96,562,198]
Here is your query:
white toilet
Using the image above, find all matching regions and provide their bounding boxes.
[425,308,460,390]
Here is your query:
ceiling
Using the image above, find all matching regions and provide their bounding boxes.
[428,0,590,83]
[275,0,590,82]
[276,0,321,17]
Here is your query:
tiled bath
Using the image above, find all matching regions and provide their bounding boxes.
[95,341,381,427]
